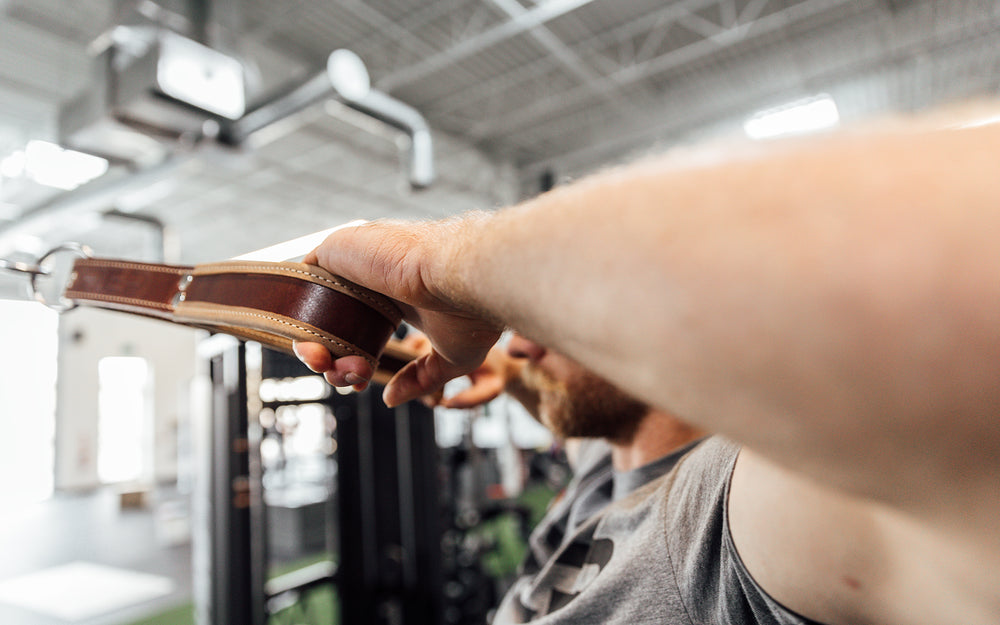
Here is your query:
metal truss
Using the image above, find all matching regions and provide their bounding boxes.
[520,0,1000,174]
[463,0,859,140]
[375,0,599,92]
[337,0,862,152]
[420,0,724,119]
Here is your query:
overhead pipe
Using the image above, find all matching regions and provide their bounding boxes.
[223,50,434,189]
[103,209,175,262]
[0,157,183,258]
[342,88,434,189]
[0,50,433,258]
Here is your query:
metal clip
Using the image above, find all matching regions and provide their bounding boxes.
[28,243,93,312]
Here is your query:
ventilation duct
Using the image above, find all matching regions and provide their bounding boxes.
[59,26,246,165]
[222,50,435,189]
[60,38,433,189]
[4,40,435,257]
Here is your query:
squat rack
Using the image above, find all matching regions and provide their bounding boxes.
[195,337,442,625]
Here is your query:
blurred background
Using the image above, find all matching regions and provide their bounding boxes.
[0,1,998,623]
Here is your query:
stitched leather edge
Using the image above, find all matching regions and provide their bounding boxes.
[191,261,402,325]
[72,259,190,275]
[175,300,380,367]
[72,258,402,327]
[63,290,174,313]
[67,258,395,370]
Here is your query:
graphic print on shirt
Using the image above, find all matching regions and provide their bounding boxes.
[517,521,615,618]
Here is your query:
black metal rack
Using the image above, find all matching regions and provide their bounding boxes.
[195,338,442,625]
[194,337,268,625]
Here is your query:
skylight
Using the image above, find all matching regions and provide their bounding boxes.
[744,95,840,140]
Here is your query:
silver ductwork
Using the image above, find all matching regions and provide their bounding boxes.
[341,89,434,189]
[224,49,435,189]
[61,42,433,184]
[59,26,246,164]
[0,42,434,259]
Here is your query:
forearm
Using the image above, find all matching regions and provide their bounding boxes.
[437,121,1000,529]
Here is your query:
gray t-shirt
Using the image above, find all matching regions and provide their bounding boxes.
[494,436,824,624]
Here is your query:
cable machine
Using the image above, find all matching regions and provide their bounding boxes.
[193,336,442,625]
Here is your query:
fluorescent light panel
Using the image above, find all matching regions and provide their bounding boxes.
[0,140,109,190]
[744,94,840,140]
[958,113,1000,129]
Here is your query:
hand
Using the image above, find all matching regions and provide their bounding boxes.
[438,343,523,409]
[382,332,519,409]
[296,218,503,406]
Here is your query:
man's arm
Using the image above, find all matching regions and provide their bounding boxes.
[306,116,1000,609]
[729,449,1000,625]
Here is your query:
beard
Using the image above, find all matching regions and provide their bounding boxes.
[521,362,649,444]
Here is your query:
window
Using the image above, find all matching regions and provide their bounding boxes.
[97,357,153,484]
[0,301,57,504]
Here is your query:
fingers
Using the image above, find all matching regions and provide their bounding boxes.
[294,339,494,408]
[293,338,466,403]
[321,356,374,391]
[382,350,471,408]
[292,341,333,372]
[440,375,504,409]
[292,341,373,392]
[302,219,368,269]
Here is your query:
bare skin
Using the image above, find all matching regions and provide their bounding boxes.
[465,333,704,471]
[297,331,704,470]
[295,112,1000,624]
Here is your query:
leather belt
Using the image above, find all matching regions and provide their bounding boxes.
[64,257,413,375]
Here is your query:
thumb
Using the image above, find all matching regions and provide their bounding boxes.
[440,373,504,409]
[382,350,471,407]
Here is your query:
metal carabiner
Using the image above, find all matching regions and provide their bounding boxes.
[27,243,93,312]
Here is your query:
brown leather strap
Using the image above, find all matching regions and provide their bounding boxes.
[64,257,412,374]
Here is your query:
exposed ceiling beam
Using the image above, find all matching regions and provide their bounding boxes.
[388,0,471,42]
[468,0,856,140]
[422,0,721,117]
[338,0,440,61]
[483,0,666,121]
[739,0,771,27]
[719,0,738,27]
[520,3,1000,176]
[485,0,606,89]
[375,0,598,92]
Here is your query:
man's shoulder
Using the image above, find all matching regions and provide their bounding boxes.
[608,435,736,516]
[680,435,740,466]
[636,436,738,495]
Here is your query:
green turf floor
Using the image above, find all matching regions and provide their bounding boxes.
[126,554,339,625]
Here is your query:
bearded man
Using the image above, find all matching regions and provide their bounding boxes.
[440,333,707,622]
[298,333,736,624]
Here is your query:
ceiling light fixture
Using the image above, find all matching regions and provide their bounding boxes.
[0,141,110,191]
[957,113,1000,129]
[744,94,840,140]
[156,33,246,120]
